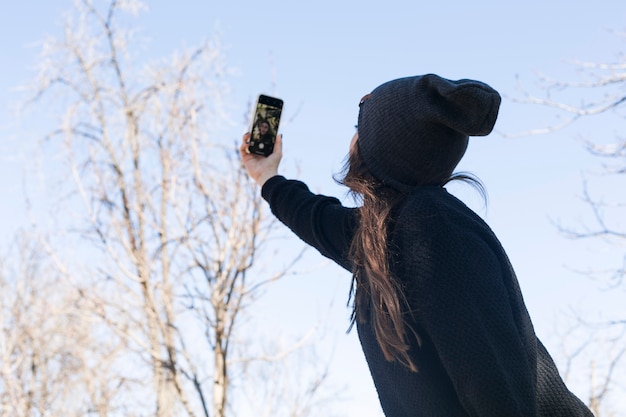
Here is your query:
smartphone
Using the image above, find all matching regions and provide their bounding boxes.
[248,94,283,157]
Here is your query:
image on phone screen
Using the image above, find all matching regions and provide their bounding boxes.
[249,95,283,157]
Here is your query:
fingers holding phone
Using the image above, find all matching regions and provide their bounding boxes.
[241,94,284,186]
[241,132,283,187]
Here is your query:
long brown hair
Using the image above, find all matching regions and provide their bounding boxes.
[336,142,486,373]
[337,143,418,372]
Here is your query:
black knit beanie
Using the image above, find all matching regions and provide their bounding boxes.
[357,74,501,191]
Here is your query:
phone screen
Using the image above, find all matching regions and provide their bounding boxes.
[248,94,283,157]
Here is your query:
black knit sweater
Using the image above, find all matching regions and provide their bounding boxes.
[262,175,593,417]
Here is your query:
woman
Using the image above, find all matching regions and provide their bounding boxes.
[253,119,273,142]
[240,74,593,416]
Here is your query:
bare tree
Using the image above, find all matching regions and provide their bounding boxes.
[21,1,325,416]
[510,30,626,416]
[0,234,66,416]
[0,232,124,417]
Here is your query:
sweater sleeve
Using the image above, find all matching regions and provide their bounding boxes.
[398,202,538,416]
[261,175,357,272]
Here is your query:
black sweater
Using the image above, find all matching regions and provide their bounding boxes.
[262,175,593,417]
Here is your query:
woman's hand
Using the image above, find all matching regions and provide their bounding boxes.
[239,132,283,187]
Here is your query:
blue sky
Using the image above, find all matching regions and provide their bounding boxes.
[2,0,626,415]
